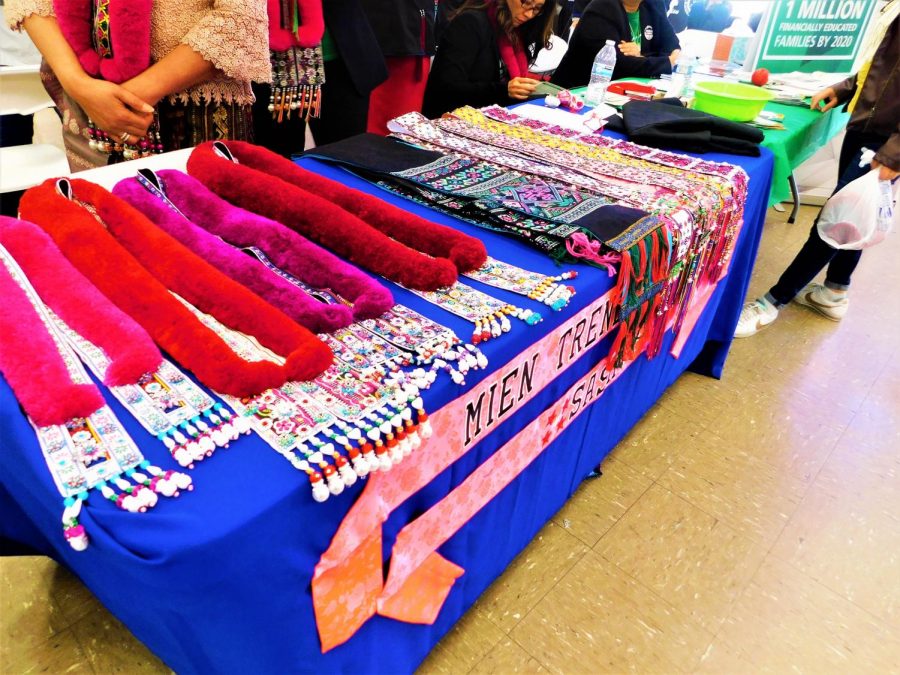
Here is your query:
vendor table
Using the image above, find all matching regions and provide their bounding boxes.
[0,139,774,673]
[761,102,848,216]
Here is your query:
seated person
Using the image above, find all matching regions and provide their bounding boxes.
[423,0,558,119]
[552,0,680,88]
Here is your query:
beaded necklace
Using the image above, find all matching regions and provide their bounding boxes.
[0,216,246,467]
[407,280,542,344]
[174,295,433,502]
[245,246,489,387]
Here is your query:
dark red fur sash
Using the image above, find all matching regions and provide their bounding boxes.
[187,141,487,291]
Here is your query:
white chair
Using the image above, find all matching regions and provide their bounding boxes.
[0,65,69,195]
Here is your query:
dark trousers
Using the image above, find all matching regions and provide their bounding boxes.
[251,82,308,159]
[309,57,370,147]
[767,128,887,306]
[250,57,370,157]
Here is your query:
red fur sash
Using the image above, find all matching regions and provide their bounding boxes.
[19,179,333,397]
[187,141,488,291]
[53,0,153,83]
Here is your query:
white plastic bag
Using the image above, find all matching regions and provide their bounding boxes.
[817,169,899,250]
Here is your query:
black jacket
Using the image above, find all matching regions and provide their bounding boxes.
[605,99,764,156]
[423,9,512,118]
[361,0,439,57]
[324,0,388,96]
[552,0,679,87]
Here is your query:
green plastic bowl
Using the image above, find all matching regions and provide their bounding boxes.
[692,81,773,122]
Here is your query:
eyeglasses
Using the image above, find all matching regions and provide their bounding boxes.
[519,0,545,15]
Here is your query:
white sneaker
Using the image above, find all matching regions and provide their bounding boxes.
[734,297,779,338]
[793,283,848,320]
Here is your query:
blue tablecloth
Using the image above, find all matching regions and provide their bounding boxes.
[0,144,773,674]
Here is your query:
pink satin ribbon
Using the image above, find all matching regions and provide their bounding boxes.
[312,287,619,651]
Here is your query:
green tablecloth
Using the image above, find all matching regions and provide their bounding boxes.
[761,103,849,206]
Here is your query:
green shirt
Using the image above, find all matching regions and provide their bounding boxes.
[321,28,338,62]
[627,10,642,47]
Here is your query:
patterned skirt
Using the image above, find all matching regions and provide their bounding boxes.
[41,62,254,172]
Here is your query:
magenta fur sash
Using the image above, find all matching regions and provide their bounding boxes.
[0,216,161,387]
[53,0,153,83]
[112,169,394,332]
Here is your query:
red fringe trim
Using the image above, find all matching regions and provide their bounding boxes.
[19,180,333,398]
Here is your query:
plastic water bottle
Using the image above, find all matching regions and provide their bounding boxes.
[585,40,616,107]
[669,56,696,102]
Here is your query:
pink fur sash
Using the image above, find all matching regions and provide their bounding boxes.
[0,216,163,425]
[53,0,153,83]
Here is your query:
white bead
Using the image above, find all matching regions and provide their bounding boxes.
[311,482,330,502]
[68,533,89,551]
[172,472,193,490]
[352,455,370,478]
[327,473,345,496]
[339,464,358,487]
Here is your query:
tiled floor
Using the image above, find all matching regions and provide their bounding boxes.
[2,203,899,673]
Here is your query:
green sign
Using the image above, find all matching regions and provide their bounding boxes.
[755,0,877,73]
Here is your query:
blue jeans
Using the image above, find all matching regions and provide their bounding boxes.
[766,129,886,306]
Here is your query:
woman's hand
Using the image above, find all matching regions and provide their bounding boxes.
[872,159,899,182]
[618,41,642,57]
[810,86,839,112]
[508,77,540,100]
[669,48,682,66]
[69,75,155,138]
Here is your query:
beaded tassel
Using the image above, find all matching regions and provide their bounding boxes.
[62,496,89,551]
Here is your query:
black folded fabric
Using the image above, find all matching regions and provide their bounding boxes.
[605,99,764,156]
[306,133,660,262]
[304,132,443,172]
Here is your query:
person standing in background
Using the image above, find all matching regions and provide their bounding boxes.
[308,0,387,146]
[735,9,899,337]
[6,0,269,170]
[362,0,438,135]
